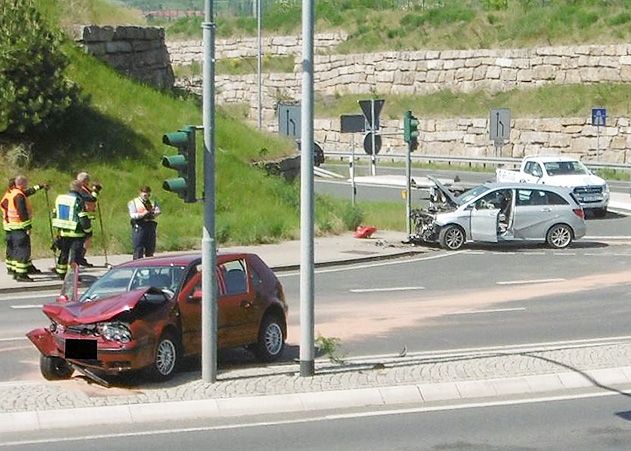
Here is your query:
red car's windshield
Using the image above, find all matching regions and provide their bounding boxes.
[80,266,186,302]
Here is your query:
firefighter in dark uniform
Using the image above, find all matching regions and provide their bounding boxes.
[52,180,92,279]
[0,175,48,281]
[128,186,161,260]
[75,172,101,267]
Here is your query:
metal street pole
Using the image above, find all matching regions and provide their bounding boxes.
[201,0,217,383]
[299,0,315,377]
[370,99,376,176]
[350,135,356,207]
[257,0,262,129]
[406,141,412,236]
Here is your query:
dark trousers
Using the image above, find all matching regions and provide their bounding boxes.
[56,236,84,276]
[7,230,31,275]
[4,231,12,272]
[132,221,157,260]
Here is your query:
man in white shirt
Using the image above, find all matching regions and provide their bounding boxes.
[128,186,161,260]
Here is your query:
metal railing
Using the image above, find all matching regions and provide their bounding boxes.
[325,150,631,172]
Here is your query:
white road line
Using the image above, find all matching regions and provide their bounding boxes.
[0,292,58,302]
[496,278,565,285]
[277,250,465,278]
[0,337,28,342]
[0,390,625,448]
[446,307,526,315]
[340,336,631,363]
[584,235,631,240]
[10,304,43,310]
[350,286,425,293]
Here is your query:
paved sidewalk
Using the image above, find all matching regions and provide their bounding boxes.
[1,199,631,434]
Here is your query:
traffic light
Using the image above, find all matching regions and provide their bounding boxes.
[162,125,197,203]
[403,110,419,151]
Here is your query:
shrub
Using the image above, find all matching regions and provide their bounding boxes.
[0,0,80,136]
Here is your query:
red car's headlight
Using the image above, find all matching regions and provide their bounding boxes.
[97,322,132,343]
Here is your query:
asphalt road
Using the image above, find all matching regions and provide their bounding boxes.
[4,391,631,450]
[2,212,631,381]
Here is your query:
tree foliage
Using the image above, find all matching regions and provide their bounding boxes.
[0,0,79,136]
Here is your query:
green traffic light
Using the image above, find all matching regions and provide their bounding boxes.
[162,131,189,147]
[162,154,187,170]
[163,177,188,193]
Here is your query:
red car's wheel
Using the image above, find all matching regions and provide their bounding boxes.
[40,355,74,380]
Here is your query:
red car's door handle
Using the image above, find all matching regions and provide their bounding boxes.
[240,300,252,309]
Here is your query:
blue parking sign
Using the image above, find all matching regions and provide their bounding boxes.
[592,108,607,127]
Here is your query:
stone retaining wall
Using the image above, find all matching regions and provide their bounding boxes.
[77,25,174,90]
[167,32,348,64]
[312,117,631,164]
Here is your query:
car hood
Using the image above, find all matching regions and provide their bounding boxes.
[428,175,460,207]
[548,174,606,187]
[43,289,158,326]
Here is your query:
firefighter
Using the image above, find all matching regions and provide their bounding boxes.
[75,172,102,267]
[1,178,16,275]
[52,180,92,279]
[0,175,48,281]
[128,185,161,260]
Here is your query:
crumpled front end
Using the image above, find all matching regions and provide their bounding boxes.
[410,209,440,243]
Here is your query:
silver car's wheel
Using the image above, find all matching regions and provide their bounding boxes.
[147,332,179,381]
[254,315,285,362]
[546,224,573,249]
[439,225,465,251]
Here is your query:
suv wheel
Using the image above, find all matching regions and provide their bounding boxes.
[146,332,179,381]
[40,355,74,380]
[546,224,573,249]
[254,314,285,362]
[439,225,465,250]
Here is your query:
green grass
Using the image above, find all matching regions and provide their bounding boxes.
[0,40,361,258]
[315,84,631,120]
[157,0,631,52]
[175,56,295,78]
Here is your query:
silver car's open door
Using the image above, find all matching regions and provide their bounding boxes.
[470,207,499,242]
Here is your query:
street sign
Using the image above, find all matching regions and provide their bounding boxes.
[278,103,301,138]
[363,132,382,155]
[592,107,607,127]
[489,108,511,141]
[358,99,385,131]
[340,114,365,133]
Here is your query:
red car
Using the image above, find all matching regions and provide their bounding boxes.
[27,253,288,381]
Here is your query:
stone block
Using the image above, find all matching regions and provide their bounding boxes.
[105,41,133,53]
[82,25,115,43]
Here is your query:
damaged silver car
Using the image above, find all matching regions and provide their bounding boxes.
[411,177,586,251]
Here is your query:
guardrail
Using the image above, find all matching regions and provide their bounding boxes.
[325,150,631,172]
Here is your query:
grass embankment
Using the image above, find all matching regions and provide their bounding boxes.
[0,42,362,259]
[159,0,631,51]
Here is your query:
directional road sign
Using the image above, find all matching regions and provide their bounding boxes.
[359,99,385,131]
[278,103,301,139]
[489,108,511,141]
[592,107,607,127]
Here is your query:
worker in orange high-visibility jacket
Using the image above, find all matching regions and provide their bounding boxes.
[0,175,49,281]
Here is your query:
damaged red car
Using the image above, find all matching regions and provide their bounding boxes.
[27,253,288,381]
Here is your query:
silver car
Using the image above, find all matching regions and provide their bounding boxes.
[411,179,586,250]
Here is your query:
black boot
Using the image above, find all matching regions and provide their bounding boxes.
[14,273,34,282]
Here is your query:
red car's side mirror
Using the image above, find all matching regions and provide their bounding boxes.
[56,294,69,304]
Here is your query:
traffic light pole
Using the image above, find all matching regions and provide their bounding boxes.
[299,0,315,377]
[406,141,412,237]
[202,0,218,383]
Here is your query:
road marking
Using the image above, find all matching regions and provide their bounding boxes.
[339,336,631,363]
[10,304,43,310]
[0,292,58,302]
[0,337,28,342]
[277,251,465,278]
[350,286,425,293]
[0,390,625,448]
[446,307,526,315]
[496,278,565,285]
